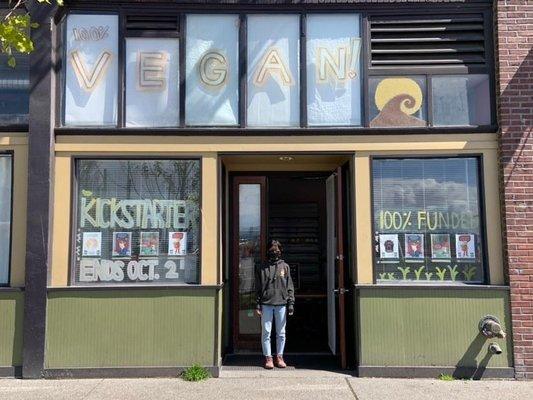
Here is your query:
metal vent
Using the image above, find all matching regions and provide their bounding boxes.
[369,14,486,67]
[125,15,179,34]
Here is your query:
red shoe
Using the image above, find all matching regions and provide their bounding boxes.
[264,356,274,369]
[274,355,287,368]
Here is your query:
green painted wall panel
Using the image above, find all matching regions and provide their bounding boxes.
[0,291,24,367]
[45,289,216,369]
[358,288,512,368]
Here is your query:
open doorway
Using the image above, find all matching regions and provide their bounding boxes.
[222,155,353,369]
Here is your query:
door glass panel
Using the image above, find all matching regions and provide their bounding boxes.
[238,184,262,335]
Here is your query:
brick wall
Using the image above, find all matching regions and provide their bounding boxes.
[496,0,533,380]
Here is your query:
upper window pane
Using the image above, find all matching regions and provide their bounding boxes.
[186,14,239,126]
[432,74,491,126]
[0,154,12,285]
[64,14,119,126]
[0,53,29,125]
[372,157,484,284]
[306,14,362,126]
[247,15,300,127]
[125,38,179,127]
[369,76,427,128]
[74,159,201,285]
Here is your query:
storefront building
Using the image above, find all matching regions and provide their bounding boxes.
[0,0,531,379]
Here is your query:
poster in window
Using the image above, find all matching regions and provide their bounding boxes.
[431,234,451,259]
[379,234,399,259]
[112,232,132,257]
[168,232,187,256]
[82,232,101,256]
[140,231,159,256]
[404,233,424,260]
[456,234,476,259]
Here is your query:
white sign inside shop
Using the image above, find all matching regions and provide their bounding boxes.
[79,257,184,282]
[65,13,362,127]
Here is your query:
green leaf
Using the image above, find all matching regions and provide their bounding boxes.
[7,56,16,68]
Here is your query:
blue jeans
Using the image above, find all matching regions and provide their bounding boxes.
[261,305,286,357]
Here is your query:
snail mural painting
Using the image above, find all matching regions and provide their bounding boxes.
[370,77,426,128]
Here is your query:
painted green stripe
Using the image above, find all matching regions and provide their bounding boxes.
[358,288,512,368]
[45,290,216,369]
[0,291,24,367]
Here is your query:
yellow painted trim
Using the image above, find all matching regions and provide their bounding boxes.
[55,134,498,153]
[483,150,504,285]
[354,154,373,284]
[49,155,72,286]
[201,154,218,285]
[0,139,28,287]
[0,134,28,146]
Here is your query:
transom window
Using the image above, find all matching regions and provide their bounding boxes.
[60,8,495,130]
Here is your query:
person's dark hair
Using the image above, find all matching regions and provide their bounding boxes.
[268,239,283,253]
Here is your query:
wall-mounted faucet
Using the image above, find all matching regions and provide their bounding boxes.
[489,343,503,355]
[479,315,506,339]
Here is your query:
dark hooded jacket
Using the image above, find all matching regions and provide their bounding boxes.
[255,259,295,309]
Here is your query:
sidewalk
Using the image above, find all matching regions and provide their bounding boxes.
[0,370,532,400]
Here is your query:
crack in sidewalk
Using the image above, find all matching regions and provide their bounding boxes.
[81,378,105,400]
[345,377,360,400]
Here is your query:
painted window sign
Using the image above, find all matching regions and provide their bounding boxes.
[369,76,427,128]
[125,38,180,127]
[62,13,491,129]
[74,159,201,285]
[247,15,300,127]
[64,14,119,126]
[372,157,484,283]
[0,155,13,285]
[186,14,239,126]
[306,14,362,126]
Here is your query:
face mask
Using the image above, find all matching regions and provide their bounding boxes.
[268,249,281,262]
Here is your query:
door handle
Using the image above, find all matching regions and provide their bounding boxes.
[333,288,349,294]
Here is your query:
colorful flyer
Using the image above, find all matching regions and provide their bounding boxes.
[168,231,187,256]
[404,233,424,260]
[82,232,101,256]
[112,232,132,257]
[431,234,451,259]
[379,234,399,259]
[455,234,476,259]
[140,231,159,256]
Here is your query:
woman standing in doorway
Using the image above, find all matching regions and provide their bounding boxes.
[255,239,295,369]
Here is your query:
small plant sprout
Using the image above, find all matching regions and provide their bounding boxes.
[425,271,433,281]
[378,272,388,280]
[438,373,455,381]
[447,265,459,281]
[414,266,425,280]
[462,266,477,281]
[435,267,447,281]
[386,272,396,280]
[398,266,410,280]
[182,365,211,382]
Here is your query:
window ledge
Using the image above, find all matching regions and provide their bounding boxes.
[47,284,223,292]
[354,283,509,290]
